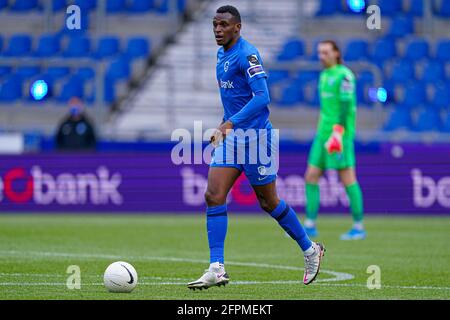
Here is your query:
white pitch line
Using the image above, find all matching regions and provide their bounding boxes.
[0,280,448,291]
[0,250,353,283]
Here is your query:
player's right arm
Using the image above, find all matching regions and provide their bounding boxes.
[325,71,355,154]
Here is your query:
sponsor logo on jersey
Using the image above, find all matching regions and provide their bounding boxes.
[247,65,265,78]
[247,54,260,66]
[341,75,354,93]
[219,79,234,89]
[321,92,335,98]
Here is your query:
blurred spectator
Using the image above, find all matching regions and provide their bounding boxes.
[55,97,97,151]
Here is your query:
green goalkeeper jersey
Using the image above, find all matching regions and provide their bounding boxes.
[317,64,357,140]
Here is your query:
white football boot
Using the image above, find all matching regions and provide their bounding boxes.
[303,242,325,285]
[187,262,229,290]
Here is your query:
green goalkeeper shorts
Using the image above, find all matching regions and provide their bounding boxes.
[307,136,355,170]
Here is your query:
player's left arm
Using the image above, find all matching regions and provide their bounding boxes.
[228,77,270,126]
[228,52,270,127]
[212,78,269,146]
[212,52,270,145]
[325,73,355,154]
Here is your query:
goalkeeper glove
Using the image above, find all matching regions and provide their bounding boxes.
[325,124,345,154]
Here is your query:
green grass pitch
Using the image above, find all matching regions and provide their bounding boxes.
[0,214,449,300]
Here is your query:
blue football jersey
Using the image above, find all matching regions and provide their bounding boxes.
[216,37,272,130]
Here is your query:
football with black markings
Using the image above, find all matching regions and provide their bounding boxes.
[103,261,138,293]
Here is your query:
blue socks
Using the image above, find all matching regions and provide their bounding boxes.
[206,204,228,264]
[270,200,313,252]
[206,201,312,264]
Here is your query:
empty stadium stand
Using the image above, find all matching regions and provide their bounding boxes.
[111,0,450,142]
[0,0,449,145]
[0,0,201,136]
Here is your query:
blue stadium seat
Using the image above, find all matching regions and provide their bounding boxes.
[402,83,426,108]
[382,79,397,104]
[344,40,368,61]
[63,36,91,57]
[267,70,289,85]
[106,56,130,81]
[95,36,120,59]
[372,38,397,64]
[46,66,71,80]
[52,0,67,11]
[0,66,12,78]
[177,0,187,12]
[316,0,343,15]
[384,106,413,131]
[388,15,414,38]
[152,0,185,13]
[436,0,450,16]
[58,76,85,102]
[414,109,442,131]
[74,0,96,10]
[0,35,3,53]
[154,0,169,13]
[389,61,414,84]
[431,84,450,109]
[35,34,61,57]
[106,0,126,12]
[377,0,403,16]
[0,75,23,102]
[16,66,41,80]
[126,37,150,59]
[104,81,115,102]
[10,0,38,11]
[421,61,445,83]
[404,39,429,61]
[436,40,450,62]
[408,0,424,16]
[358,71,375,83]
[356,71,374,104]
[0,0,7,10]
[304,82,320,107]
[277,39,304,61]
[3,34,32,57]
[278,82,303,106]
[442,113,450,132]
[75,67,95,81]
[293,71,319,84]
[128,0,154,12]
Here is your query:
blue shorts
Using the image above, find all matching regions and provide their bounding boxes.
[210,130,279,186]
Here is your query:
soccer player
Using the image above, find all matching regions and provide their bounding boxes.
[303,40,366,240]
[187,6,325,290]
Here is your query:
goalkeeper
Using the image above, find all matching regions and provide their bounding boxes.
[304,40,366,240]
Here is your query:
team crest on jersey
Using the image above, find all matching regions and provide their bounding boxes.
[258,166,267,175]
[224,61,230,72]
[247,54,260,66]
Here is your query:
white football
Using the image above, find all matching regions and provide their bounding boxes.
[103,261,138,293]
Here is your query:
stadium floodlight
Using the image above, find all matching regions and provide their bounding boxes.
[376,87,387,103]
[347,0,366,13]
[369,87,387,103]
[30,80,48,101]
